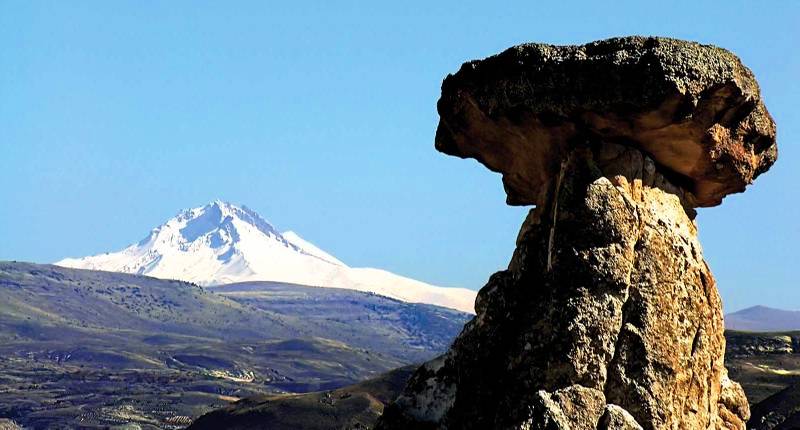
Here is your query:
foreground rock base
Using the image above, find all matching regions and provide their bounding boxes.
[376,144,749,430]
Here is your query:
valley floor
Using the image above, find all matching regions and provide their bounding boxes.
[0,335,406,429]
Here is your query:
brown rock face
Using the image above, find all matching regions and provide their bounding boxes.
[376,37,777,430]
[435,36,776,208]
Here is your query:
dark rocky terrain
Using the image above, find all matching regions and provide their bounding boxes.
[1,260,798,429]
[186,331,800,430]
[189,366,415,430]
[726,332,800,429]
[0,262,469,429]
[748,383,800,430]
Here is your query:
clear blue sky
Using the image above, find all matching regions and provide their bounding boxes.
[1,1,797,312]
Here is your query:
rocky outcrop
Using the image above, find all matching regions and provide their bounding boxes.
[377,37,777,430]
[725,332,800,356]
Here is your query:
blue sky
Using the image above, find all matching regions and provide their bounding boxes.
[1,1,797,312]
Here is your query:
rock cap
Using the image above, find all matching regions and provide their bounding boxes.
[436,36,777,207]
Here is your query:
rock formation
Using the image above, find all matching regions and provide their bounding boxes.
[376,37,777,430]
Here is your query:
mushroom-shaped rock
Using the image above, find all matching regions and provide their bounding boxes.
[436,36,776,207]
[377,37,777,430]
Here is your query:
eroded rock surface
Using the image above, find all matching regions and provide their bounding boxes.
[435,36,776,208]
[377,37,777,430]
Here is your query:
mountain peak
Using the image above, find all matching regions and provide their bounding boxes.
[726,306,800,331]
[56,201,477,313]
[177,200,279,238]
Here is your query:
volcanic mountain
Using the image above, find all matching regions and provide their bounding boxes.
[56,200,476,313]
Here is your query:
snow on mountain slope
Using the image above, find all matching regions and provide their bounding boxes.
[56,200,476,313]
[281,231,346,266]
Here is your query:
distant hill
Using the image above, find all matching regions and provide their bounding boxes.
[0,261,469,429]
[209,281,470,356]
[726,306,800,332]
[56,200,476,313]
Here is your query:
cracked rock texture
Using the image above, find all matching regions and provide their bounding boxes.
[376,37,777,430]
[435,36,776,208]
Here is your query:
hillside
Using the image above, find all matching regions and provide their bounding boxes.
[749,383,800,429]
[189,329,800,430]
[189,366,416,430]
[0,262,469,429]
[208,281,469,355]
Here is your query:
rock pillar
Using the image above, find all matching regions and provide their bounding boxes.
[377,36,776,430]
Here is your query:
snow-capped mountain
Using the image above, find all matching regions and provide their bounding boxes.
[56,200,476,313]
